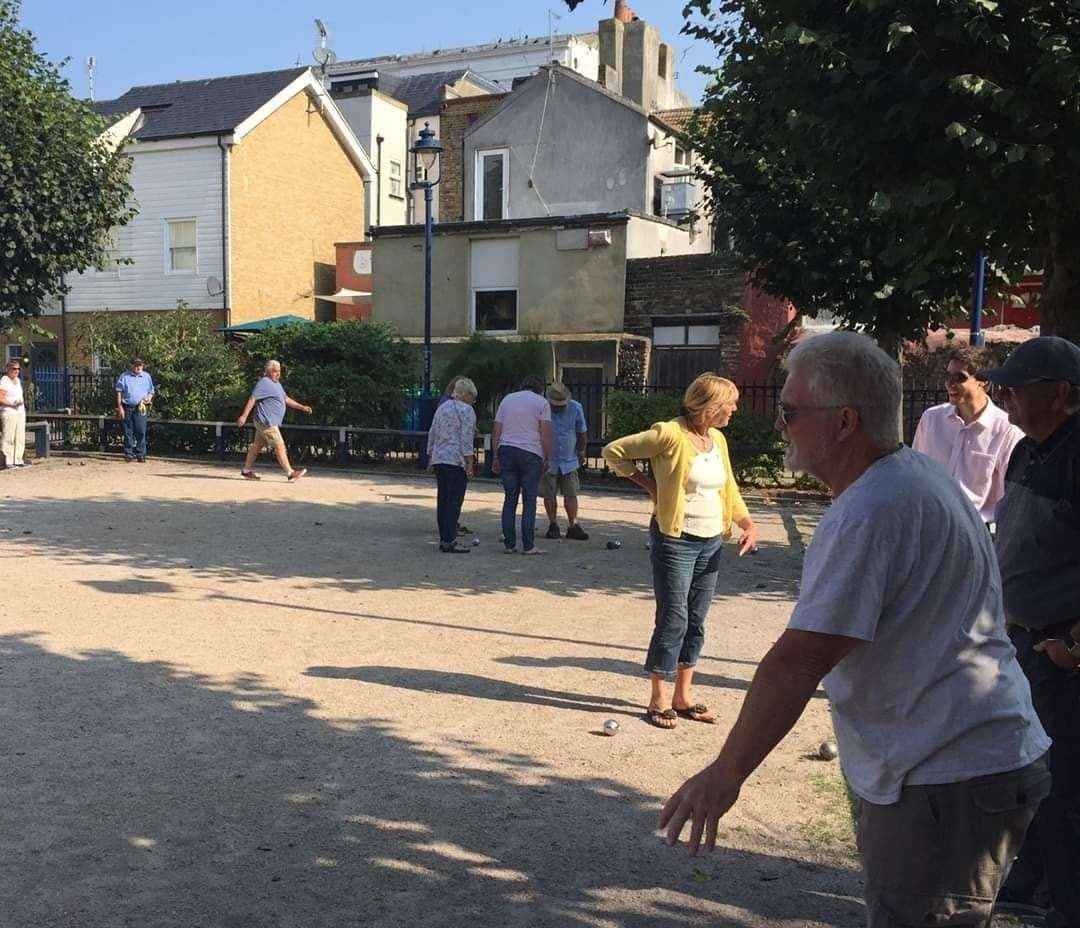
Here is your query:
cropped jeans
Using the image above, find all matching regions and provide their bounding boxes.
[645,518,724,677]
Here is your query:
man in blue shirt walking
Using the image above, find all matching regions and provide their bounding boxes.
[541,382,590,540]
[115,357,155,462]
[236,359,313,481]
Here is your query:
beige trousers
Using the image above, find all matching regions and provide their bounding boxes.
[0,408,26,467]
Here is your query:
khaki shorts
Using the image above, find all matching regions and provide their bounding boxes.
[540,470,580,499]
[253,422,284,450]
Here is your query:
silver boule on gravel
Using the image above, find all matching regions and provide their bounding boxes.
[471,537,480,546]
[818,740,839,760]
[602,719,620,736]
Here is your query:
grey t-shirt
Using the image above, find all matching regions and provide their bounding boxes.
[788,447,1049,804]
[251,377,287,426]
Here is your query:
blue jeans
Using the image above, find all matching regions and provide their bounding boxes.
[122,406,148,458]
[646,519,724,677]
[499,445,543,551]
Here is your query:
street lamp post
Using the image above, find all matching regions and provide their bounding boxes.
[409,122,444,432]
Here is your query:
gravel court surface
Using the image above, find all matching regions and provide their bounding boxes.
[0,456,875,927]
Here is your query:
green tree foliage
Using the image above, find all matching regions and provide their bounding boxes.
[679,0,1080,343]
[438,335,548,425]
[0,1,134,326]
[239,321,418,428]
[75,308,246,420]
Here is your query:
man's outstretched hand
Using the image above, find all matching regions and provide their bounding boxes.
[659,761,741,856]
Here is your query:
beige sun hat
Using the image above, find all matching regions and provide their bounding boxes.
[546,382,571,406]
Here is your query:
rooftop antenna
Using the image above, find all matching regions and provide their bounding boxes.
[86,55,96,101]
[548,9,562,62]
[312,18,337,86]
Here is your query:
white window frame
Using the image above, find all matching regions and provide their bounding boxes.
[472,287,519,335]
[559,363,604,382]
[6,344,24,363]
[164,218,198,275]
[474,147,509,221]
[388,159,404,199]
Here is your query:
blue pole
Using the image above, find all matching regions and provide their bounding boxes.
[424,183,433,396]
[418,182,436,468]
[971,251,987,348]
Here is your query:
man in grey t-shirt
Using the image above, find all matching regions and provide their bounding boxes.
[659,331,1049,928]
[236,359,313,481]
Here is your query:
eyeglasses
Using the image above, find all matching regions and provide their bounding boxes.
[776,401,844,428]
[944,371,972,386]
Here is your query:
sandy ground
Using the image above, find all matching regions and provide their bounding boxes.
[0,455,866,927]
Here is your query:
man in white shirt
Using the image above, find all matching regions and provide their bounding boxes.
[913,346,1023,523]
[659,331,1049,928]
[0,359,28,469]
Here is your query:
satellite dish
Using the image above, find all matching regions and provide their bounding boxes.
[206,276,224,296]
[313,47,337,66]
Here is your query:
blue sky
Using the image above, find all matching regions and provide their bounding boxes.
[20,0,719,104]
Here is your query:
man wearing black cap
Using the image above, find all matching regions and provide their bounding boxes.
[985,336,1080,927]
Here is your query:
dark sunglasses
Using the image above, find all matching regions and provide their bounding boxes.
[777,401,844,427]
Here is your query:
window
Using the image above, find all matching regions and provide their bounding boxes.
[475,148,509,220]
[471,238,519,333]
[658,44,669,79]
[653,177,664,217]
[6,344,23,363]
[674,144,690,166]
[652,323,720,346]
[388,159,403,198]
[166,219,197,273]
[474,290,518,332]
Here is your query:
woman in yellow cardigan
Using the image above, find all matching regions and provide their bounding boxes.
[603,373,757,729]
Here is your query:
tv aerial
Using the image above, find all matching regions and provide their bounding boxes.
[312,18,337,79]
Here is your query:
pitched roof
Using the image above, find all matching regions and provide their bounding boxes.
[654,107,697,134]
[93,67,308,141]
[380,70,493,115]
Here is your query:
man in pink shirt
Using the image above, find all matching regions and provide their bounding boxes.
[913,346,1023,524]
[491,375,553,554]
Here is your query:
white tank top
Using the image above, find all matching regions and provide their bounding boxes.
[0,375,24,408]
[682,447,726,538]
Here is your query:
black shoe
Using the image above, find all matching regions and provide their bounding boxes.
[124,456,134,462]
[545,523,561,539]
[566,523,589,541]
[456,524,472,536]
[439,543,471,554]
[137,455,146,463]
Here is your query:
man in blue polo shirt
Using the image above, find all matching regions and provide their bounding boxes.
[115,357,155,462]
[541,382,589,540]
[236,359,313,481]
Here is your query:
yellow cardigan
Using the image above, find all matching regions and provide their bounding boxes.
[602,417,750,538]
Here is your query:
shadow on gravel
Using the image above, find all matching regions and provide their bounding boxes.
[0,634,864,927]
[2,492,805,603]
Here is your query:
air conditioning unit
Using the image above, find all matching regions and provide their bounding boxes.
[660,180,695,220]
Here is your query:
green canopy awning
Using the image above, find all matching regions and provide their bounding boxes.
[219,314,311,334]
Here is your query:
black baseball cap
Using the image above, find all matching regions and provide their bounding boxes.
[980,336,1080,387]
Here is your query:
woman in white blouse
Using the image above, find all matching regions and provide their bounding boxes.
[0,359,27,469]
[426,377,478,553]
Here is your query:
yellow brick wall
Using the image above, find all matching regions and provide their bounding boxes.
[229,91,365,325]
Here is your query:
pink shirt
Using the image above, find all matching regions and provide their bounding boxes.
[494,390,551,458]
[912,399,1023,523]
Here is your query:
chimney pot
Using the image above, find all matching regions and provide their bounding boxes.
[614,0,634,24]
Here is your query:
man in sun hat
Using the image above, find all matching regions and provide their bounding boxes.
[984,336,1080,926]
[541,382,589,541]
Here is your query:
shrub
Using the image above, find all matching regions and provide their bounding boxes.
[606,390,681,440]
[75,309,247,421]
[239,321,419,428]
[438,335,547,427]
